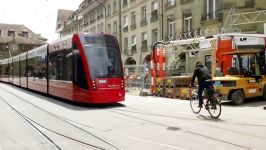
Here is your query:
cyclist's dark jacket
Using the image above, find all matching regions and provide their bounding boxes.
[191,64,212,85]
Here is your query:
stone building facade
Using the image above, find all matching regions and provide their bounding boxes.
[56,0,266,73]
[0,23,47,59]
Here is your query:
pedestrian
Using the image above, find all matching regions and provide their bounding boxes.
[190,60,213,108]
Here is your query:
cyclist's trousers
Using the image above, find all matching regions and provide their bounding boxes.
[198,81,213,105]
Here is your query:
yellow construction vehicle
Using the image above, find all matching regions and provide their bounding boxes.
[214,50,266,105]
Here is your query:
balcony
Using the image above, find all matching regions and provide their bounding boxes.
[151,10,158,22]
[201,10,223,22]
[141,40,148,52]
[130,24,136,30]
[140,20,147,27]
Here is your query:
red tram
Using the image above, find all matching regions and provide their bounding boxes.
[0,33,125,104]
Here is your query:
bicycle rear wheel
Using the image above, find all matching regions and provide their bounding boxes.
[190,94,201,114]
[207,97,221,119]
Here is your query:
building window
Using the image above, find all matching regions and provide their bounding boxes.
[124,37,128,54]
[123,15,128,32]
[168,19,176,36]
[131,11,136,30]
[107,4,111,16]
[131,35,137,53]
[113,21,117,34]
[142,32,147,42]
[205,0,222,20]
[141,6,147,26]
[167,0,176,7]
[123,0,128,6]
[101,23,104,32]
[22,31,28,38]
[152,29,158,44]
[131,35,136,46]
[151,1,158,22]
[113,1,117,14]
[183,12,192,32]
[84,14,89,26]
[141,32,148,51]
[152,1,158,10]
[8,31,15,37]
[97,7,103,19]
[90,11,96,23]
[97,24,100,32]
[107,24,111,33]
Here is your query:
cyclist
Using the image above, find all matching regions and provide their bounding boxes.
[190,60,215,108]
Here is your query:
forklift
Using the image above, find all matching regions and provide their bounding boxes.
[214,50,266,105]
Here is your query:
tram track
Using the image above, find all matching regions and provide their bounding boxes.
[0,87,121,150]
[101,108,254,150]
[109,107,266,128]
[0,96,62,150]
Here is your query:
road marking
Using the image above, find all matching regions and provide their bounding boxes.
[114,132,189,150]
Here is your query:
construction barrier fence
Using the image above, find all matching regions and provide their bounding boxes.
[124,65,151,92]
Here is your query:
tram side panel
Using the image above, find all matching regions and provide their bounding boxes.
[27,45,48,94]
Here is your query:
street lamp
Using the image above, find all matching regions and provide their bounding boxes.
[95,0,106,33]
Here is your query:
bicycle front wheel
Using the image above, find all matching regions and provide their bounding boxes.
[190,94,201,114]
[207,97,222,119]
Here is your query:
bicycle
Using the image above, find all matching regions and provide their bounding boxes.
[189,84,222,119]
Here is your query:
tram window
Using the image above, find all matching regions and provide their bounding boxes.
[27,56,36,77]
[8,62,12,77]
[63,50,73,81]
[35,51,47,79]
[49,49,73,81]
[20,59,27,77]
[73,49,88,90]
[4,64,9,75]
[13,61,20,77]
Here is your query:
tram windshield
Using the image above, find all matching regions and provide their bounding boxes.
[81,35,123,80]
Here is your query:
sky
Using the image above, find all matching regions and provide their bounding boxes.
[0,0,83,42]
